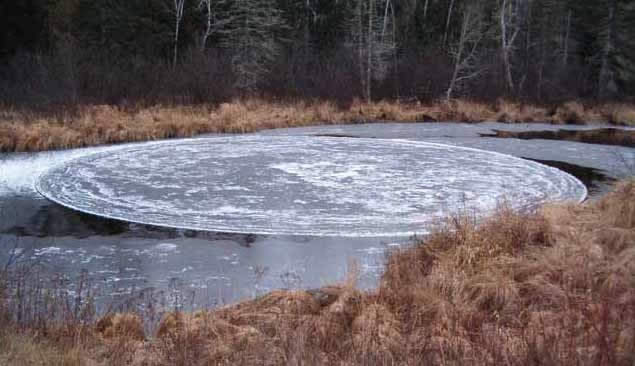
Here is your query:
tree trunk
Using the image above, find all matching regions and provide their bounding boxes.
[357,0,365,100]
[173,0,185,67]
[562,9,571,66]
[443,0,455,46]
[366,0,374,103]
[447,22,465,101]
[446,3,482,101]
[500,0,515,91]
[423,0,429,20]
[598,0,618,99]
[391,1,399,98]
[173,22,180,67]
[537,32,546,100]
[200,0,211,52]
[381,0,390,40]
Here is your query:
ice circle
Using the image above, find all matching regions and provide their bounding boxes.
[35,136,587,237]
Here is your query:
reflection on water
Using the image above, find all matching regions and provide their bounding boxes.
[6,201,128,238]
[523,158,616,195]
[481,128,635,148]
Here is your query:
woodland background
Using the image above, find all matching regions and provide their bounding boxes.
[0,0,633,109]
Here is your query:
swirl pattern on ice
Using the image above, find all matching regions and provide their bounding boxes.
[35,136,587,237]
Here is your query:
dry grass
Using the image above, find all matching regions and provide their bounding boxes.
[596,103,635,126]
[0,330,83,366]
[2,180,634,365]
[2,99,633,152]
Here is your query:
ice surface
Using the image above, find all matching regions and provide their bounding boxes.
[263,123,635,179]
[36,135,586,237]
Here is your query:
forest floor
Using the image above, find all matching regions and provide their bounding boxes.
[1,179,634,365]
[1,98,634,152]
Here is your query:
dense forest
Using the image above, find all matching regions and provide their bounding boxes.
[1,0,634,108]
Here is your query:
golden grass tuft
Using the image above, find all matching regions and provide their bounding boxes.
[0,330,84,366]
[96,313,145,341]
[595,103,635,126]
[493,100,550,123]
[552,101,588,124]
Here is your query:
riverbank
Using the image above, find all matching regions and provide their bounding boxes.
[1,99,634,152]
[1,179,633,365]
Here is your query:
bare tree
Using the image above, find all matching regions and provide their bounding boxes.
[198,0,232,51]
[446,2,485,100]
[357,0,365,99]
[442,0,456,46]
[222,0,287,91]
[598,0,619,99]
[499,0,523,92]
[350,0,397,102]
[303,0,317,49]
[534,1,572,99]
[199,0,213,50]
[172,0,186,67]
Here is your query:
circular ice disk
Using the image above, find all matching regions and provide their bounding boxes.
[36,136,586,237]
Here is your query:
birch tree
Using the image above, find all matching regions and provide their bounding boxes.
[350,0,397,102]
[199,0,214,50]
[198,0,232,51]
[499,0,524,92]
[442,0,456,46]
[172,0,186,67]
[446,2,485,100]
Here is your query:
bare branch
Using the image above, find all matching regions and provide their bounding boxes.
[446,2,485,101]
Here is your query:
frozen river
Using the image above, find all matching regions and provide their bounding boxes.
[0,122,633,310]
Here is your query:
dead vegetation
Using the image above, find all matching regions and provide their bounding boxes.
[1,99,634,152]
[1,180,634,365]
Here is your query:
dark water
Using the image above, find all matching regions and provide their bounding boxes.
[523,158,615,195]
[481,128,635,148]
[1,122,633,311]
